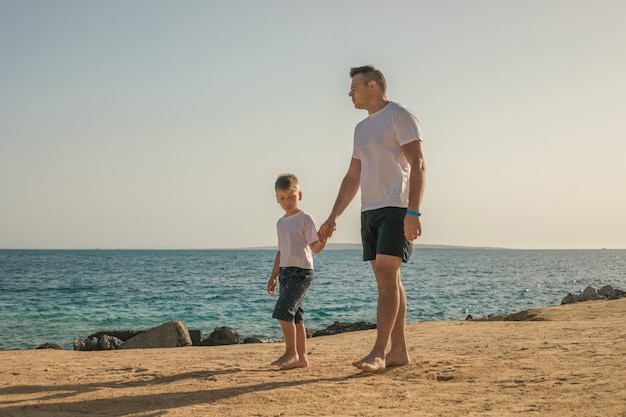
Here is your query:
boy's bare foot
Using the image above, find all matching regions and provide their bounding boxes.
[352,353,386,372]
[280,355,309,370]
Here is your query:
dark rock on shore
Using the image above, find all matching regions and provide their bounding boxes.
[74,334,124,351]
[88,330,144,341]
[74,321,191,350]
[74,329,145,351]
[36,343,62,350]
[561,285,625,304]
[312,321,376,337]
[197,326,243,346]
[188,329,202,345]
[465,310,546,322]
[120,320,192,349]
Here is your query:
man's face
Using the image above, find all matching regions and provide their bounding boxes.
[349,74,370,110]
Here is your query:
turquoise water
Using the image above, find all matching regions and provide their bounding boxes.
[1,249,624,350]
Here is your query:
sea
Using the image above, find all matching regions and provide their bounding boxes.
[1,249,624,351]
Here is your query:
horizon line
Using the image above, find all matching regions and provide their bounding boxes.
[1,244,623,251]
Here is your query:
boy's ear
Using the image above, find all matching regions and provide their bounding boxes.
[298,191,303,200]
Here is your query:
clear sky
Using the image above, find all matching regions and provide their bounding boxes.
[1,0,625,250]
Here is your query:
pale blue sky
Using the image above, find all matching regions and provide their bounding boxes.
[1,0,625,249]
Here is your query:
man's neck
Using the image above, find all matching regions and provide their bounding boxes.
[367,98,389,115]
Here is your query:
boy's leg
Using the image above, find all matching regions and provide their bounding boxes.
[278,322,308,370]
[271,268,313,369]
[295,323,309,367]
[271,320,298,366]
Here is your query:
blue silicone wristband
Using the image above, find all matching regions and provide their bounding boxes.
[406,210,421,217]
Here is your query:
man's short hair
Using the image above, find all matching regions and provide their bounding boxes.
[275,173,299,191]
[350,65,386,93]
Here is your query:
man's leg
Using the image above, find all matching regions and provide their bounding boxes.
[353,254,403,372]
[386,280,410,366]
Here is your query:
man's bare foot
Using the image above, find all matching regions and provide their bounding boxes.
[385,349,411,367]
[280,355,309,370]
[352,353,386,372]
[271,353,295,367]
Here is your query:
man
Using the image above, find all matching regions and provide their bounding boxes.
[320,65,425,372]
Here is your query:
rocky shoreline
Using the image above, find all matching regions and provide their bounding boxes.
[465,284,624,321]
[35,285,624,351]
[34,320,378,351]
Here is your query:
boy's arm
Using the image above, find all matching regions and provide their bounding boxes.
[267,251,280,295]
[309,235,327,255]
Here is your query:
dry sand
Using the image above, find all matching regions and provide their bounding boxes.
[1,298,625,417]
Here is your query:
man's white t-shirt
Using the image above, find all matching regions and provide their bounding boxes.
[277,210,318,269]
[352,101,422,212]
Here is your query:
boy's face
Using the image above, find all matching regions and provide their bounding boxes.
[276,187,302,216]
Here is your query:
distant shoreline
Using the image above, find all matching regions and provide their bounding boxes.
[244,243,507,251]
[1,245,624,251]
[0,245,501,251]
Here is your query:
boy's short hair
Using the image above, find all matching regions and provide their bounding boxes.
[275,173,299,191]
[350,65,387,94]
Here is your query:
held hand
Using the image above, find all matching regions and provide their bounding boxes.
[317,223,328,242]
[316,224,328,243]
[318,220,337,240]
[267,276,278,295]
[404,215,422,241]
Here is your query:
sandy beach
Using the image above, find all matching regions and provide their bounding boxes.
[1,298,625,417]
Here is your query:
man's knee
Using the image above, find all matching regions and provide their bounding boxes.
[373,254,402,278]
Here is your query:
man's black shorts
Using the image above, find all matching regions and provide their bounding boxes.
[361,207,413,263]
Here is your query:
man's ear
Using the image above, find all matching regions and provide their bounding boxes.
[298,191,303,200]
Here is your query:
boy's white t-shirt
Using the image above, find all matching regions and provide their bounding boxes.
[277,210,318,269]
[351,101,422,212]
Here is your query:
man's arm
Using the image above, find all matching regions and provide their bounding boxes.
[320,158,361,239]
[401,140,426,240]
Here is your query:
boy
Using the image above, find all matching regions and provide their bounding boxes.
[267,173,327,370]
